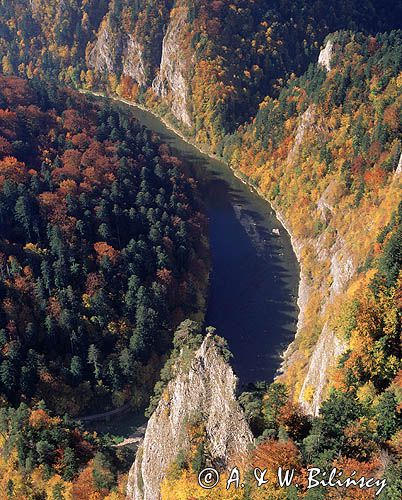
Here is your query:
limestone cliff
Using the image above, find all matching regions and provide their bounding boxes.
[318,39,334,72]
[122,35,147,88]
[152,6,193,127]
[88,16,123,74]
[86,2,192,126]
[277,38,354,413]
[87,9,153,89]
[127,333,253,500]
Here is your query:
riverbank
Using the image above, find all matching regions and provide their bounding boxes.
[82,406,148,446]
[80,89,304,377]
[226,168,307,374]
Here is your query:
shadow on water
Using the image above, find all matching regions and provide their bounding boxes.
[113,100,300,388]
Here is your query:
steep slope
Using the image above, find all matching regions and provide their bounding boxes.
[127,322,253,499]
[221,32,402,412]
[0,3,401,497]
[0,75,209,415]
[0,75,207,498]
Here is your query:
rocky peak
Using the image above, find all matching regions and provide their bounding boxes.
[318,39,334,72]
[127,331,253,500]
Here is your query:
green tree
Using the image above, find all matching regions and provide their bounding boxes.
[88,344,101,380]
[263,383,289,437]
[62,446,78,481]
[376,391,399,441]
[70,356,83,381]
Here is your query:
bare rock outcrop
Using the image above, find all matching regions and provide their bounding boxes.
[127,334,253,500]
[395,152,402,176]
[88,17,123,74]
[318,39,334,72]
[122,35,147,88]
[287,105,317,165]
[299,323,346,415]
[329,242,355,299]
[152,7,193,127]
[317,181,336,223]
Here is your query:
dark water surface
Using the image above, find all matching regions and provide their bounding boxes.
[109,98,300,387]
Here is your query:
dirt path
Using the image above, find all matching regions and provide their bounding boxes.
[75,402,132,423]
[114,423,147,448]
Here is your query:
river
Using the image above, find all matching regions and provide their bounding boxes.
[94,95,300,387]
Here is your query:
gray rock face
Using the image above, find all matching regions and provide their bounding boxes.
[287,105,317,165]
[152,7,193,127]
[127,334,253,500]
[396,152,402,175]
[329,242,356,299]
[88,17,123,74]
[122,35,147,88]
[85,3,193,127]
[299,323,346,415]
[318,39,334,72]
[317,181,336,223]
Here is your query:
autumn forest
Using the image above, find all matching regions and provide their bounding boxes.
[0,1,401,499]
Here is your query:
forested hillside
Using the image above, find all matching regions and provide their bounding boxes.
[0,402,131,498]
[0,0,401,498]
[222,30,402,411]
[158,205,401,499]
[1,0,401,141]
[0,75,208,415]
[0,75,208,497]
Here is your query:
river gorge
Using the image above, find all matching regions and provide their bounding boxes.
[93,94,300,386]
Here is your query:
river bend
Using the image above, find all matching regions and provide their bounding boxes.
[100,96,300,386]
